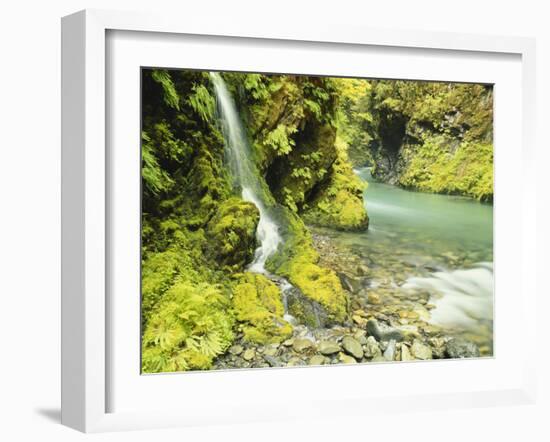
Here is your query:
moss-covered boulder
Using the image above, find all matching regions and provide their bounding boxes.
[302,138,369,230]
[232,273,293,344]
[267,210,349,324]
[205,197,260,270]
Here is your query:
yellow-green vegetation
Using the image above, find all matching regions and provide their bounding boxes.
[335,78,493,201]
[302,137,369,230]
[141,69,360,372]
[399,136,493,201]
[232,273,293,344]
[142,281,234,372]
[205,198,260,271]
[267,211,349,324]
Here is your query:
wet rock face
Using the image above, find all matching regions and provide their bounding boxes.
[285,285,330,328]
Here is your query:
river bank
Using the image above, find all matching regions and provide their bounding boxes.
[213,167,493,370]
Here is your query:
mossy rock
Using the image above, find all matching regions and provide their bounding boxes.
[232,273,293,344]
[302,137,369,230]
[205,197,260,270]
[267,209,349,324]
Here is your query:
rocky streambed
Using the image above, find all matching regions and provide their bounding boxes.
[213,229,488,371]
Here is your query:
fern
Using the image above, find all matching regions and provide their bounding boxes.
[151,69,180,110]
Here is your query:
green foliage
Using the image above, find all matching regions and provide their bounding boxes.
[399,137,493,201]
[232,273,293,344]
[262,124,297,156]
[188,84,216,123]
[266,210,349,323]
[142,281,234,373]
[205,198,260,270]
[302,137,369,230]
[151,69,180,110]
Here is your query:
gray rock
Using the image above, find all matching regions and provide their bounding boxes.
[263,354,281,367]
[337,272,365,293]
[411,340,433,360]
[286,286,330,328]
[319,340,341,355]
[342,336,364,360]
[383,339,397,361]
[293,338,314,353]
[364,336,382,359]
[367,319,404,342]
[445,339,480,359]
[229,345,243,355]
[400,344,413,361]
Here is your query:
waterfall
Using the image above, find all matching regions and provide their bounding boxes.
[209,72,284,276]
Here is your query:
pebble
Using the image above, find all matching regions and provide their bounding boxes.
[367,319,404,342]
[400,344,413,361]
[243,349,255,361]
[342,336,364,360]
[309,355,326,366]
[383,339,397,361]
[364,336,382,359]
[319,340,341,355]
[338,353,357,364]
[446,338,480,359]
[229,345,243,355]
[263,355,281,367]
[293,338,314,353]
[411,340,433,360]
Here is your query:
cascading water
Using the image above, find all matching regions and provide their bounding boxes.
[210,72,295,322]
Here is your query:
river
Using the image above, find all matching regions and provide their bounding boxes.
[313,167,494,353]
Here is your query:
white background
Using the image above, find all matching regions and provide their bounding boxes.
[0,0,548,441]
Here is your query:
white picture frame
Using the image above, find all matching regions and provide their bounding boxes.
[61,9,538,433]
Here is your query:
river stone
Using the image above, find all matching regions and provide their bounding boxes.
[364,336,382,359]
[339,353,357,364]
[383,339,397,361]
[293,338,314,353]
[367,319,404,342]
[263,354,281,367]
[287,357,305,367]
[411,340,433,360]
[342,336,364,360]
[283,338,294,347]
[445,339,480,359]
[400,344,413,361]
[309,355,326,366]
[243,349,255,361]
[319,340,341,355]
[337,272,364,293]
[264,346,279,357]
[371,356,387,363]
[229,344,243,356]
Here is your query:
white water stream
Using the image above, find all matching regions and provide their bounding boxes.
[210,72,295,322]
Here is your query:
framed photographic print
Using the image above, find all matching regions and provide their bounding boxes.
[61,9,538,432]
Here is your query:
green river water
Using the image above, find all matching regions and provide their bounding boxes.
[314,167,494,350]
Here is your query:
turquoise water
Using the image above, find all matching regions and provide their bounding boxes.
[354,167,493,267]
[320,167,494,339]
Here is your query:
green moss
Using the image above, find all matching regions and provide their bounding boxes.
[302,137,369,230]
[205,197,260,270]
[399,136,493,201]
[267,210,349,323]
[232,273,292,344]
[142,281,234,373]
